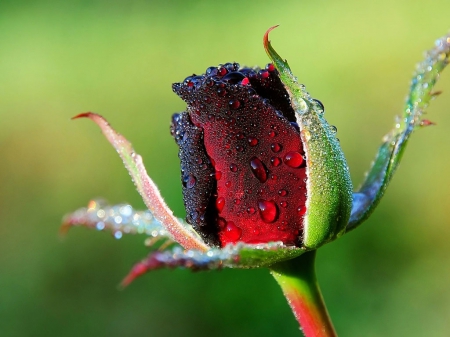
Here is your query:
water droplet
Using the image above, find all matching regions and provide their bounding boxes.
[217,67,227,76]
[297,206,307,216]
[114,231,123,239]
[217,217,227,229]
[222,71,246,83]
[216,197,225,213]
[217,88,227,97]
[224,221,242,241]
[313,99,325,114]
[230,164,238,172]
[215,171,222,180]
[269,131,276,138]
[302,130,311,141]
[225,181,231,188]
[183,174,197,188]
[271,157,282,167]
[248,137,258,146]
[241,77,250,86]
[278,189,288,197]
[266,63,275,72]
[247,207,256,214]
[284,151,304,168]
[229,99,241,110]
[259,69,269,79]
[271,143,282,153]
[206,67,218,76]
[234,199,241,205]
[280,201,288,208]
[330,125,337,134]
[250,157,268,183]
[96,221,105,230]
[258,200,279,223]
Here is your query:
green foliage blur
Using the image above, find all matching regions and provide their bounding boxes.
[1,1,449,336]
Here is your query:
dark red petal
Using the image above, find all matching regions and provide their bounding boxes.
[170,112,219,246]
[173,72,307,247]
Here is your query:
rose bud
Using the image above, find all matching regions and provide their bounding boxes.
[171,54,352,249]
[63,27,449,287]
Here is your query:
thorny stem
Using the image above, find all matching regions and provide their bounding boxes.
[270,251,336,337]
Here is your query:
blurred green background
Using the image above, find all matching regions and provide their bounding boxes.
[1,0,450,336]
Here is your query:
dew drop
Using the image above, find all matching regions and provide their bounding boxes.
[229,99,241,110]
[215,171,222,180]
[250,157,268,183]
[258,200,279,223]
[259,69,269,79]
[248,137,259,146]
[313,99,325,113]
[225,181,232,188]
[216,197,225,213]
[217,217,227,229]
[224,221,242,241]
[217,88,227,97]
[230,164,238,172]
[206,66,218,76]
[241,77,250,86]
[217,67,227,76]
[297,206,307,216]
[266,63,275,72]
[222,71,246,84]
[96,221,105,230]
[280,201,288,208]
[247,207,256,215]
[270,157,281,167]
[330,125,338,134]
[268,131,276,138]
[271,143,282,153]
[284,151,304,168]
[278,189,288,197]
[183,174,197,188]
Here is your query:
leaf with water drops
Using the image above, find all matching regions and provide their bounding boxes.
[61,199,173,243]
[72,113,209,251]
[348,33,450,229]
[121,242,305,287]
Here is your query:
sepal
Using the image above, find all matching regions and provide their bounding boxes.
[121,242,305,286]
[264,26,353,249]
[348,33,450,229]
[72,113,209,251]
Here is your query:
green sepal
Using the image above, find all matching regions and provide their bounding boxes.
[120,242,305,286]
[264,26,353,249]
[348,33,450,230]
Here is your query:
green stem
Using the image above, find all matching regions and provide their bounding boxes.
[270,251,336,337]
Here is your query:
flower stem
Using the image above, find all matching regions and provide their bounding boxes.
[270,250,336,337]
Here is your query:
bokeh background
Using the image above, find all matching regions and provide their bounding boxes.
[1,0,450,336]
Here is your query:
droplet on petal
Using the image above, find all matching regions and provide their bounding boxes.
[229,99,241,110]
[258,200,278,223]
[250,157,268,183]
[284,151,303,168]
[216,197,225,213]
[224,221,242,242]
